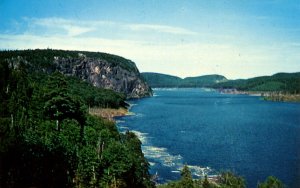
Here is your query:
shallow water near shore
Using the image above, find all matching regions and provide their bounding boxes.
[116,88,300,187]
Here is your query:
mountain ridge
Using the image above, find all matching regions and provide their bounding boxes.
[141,72,300,94]
[141,72,227,88]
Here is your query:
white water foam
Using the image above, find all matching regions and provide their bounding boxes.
[135,113,145,118]
[116,114,217,181]
[153,88,179,91]
[126,102,137,111]
[186,165,214,178]
[131,130,149,143]
[142,146,182,167]
[118,126,128,130]
[116,120,126,123]
[128,129,216,179]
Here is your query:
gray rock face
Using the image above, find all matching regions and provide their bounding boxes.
[54,56,152,98]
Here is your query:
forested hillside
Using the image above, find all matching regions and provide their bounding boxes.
[0,52,154,187]
[142,72,300,95]
[141,72,227,88]
[141,72,182,87]
[158,165,284,188]
[181,75,227,87]
[0,49,152,98]
[212,72,300,94]
[0,50,292,187]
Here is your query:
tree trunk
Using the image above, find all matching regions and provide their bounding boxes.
[80,125,84,143]
[56,120,60,131]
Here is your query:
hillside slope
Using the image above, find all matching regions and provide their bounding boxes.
[182,74,227,87]
[0,52,154,187]
[0,49,152,98]
[212,72,300,93]
[141,72,182,87]
[142,72,300,94]
[141,72,227,88]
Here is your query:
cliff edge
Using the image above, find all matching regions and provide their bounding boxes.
[1,49,152,98]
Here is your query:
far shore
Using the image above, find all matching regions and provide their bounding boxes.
[219,88,300,102]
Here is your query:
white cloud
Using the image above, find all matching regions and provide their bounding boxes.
[28,17,95,37]
[1,17,299,79]
[128,24,197,35]
[23,17,197,37]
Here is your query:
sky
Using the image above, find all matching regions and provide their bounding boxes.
[0,0,300,79]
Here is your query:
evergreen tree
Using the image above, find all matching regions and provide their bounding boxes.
[43,72,86,139]
[203,175,211,188]
[179,165,194,188]
[220,171,246,188]
[258,176,284,188]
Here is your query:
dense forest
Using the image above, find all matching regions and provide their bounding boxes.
[0,52,154,187]
[141,73,182,88]
[142,72,300,95]
[0,50,287,187]
[212,72,300,94]
[0,49,138,73]
[158,165,284,188]
[141,73,227,88]
[0,49,152,99]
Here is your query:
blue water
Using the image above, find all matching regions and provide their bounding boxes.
[116,88,300,187]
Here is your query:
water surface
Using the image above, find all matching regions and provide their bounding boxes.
[116,88,300,187]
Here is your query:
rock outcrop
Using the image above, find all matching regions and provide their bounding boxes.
[54,56,152,98]
[3,49,152,98]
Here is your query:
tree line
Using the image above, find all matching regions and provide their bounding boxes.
[158,165,284,188]
[0,59,154,187]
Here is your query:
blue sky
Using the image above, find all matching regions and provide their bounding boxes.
[0,0,299,79]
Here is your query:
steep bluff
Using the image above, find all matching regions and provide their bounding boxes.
[1,49,152,98]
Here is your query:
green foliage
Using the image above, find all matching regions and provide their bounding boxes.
[158,167,249,188]
[202,176,211,188]
[257,176,284,188]
[43,72,87,132]
[251,81,284,91]
[181,75,227,87]
[0,59,154,188]
[67,75,127,108]
[213,72,300,94]
[142,72,227,88]
[219,171,246,188]
[142,71,300,94]
[0,49,138,72]
[158,166,196,188]
[179,165,194,188]
[142,72,182,87]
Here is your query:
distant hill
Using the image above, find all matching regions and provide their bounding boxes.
[141,72,182,87]
[212,72,300,93]
[142,72,300,94]
[141,72,227,88]
[182,74,227,87]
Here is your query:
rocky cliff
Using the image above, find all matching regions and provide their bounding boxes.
[1,49,152,98]
[54,56,152,98]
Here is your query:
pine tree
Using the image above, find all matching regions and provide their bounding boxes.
[179,165,194,188]
[258,176,284,188]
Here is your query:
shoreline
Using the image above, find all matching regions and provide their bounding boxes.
[219,88,300,102]
[89,107,133,121]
